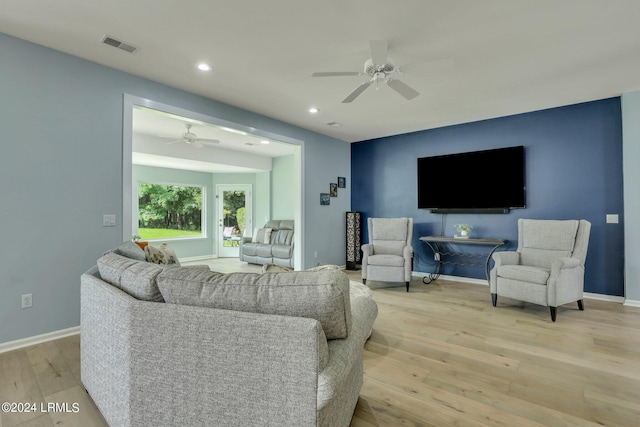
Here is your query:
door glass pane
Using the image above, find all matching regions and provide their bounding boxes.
[222,190,246,247]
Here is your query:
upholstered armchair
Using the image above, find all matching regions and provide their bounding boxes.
[490,219,591,321]
[362,217,413,292]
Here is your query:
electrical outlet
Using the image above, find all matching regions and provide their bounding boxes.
[314,251,318,258]
[21,294,32,309]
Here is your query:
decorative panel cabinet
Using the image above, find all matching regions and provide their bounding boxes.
[346,211,362,270]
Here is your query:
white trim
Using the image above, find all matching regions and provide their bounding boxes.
[623,299,640,307]
[0,326,80,354]
[585,292,625,304]
[412,271,488,286]
[180,255,218,262]
[413,272,627,303]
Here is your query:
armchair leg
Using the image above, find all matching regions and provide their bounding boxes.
[550,307,557,322]
[491,293,497,307]
[406,281,409,292]
[577,299,584,311]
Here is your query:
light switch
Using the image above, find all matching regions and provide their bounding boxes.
[103,214,116,227]
[606,214,619,224]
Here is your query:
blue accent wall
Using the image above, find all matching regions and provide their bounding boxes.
[352,98,624,297]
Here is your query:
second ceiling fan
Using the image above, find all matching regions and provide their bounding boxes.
[159,123,220,148]
[312,40,419,103]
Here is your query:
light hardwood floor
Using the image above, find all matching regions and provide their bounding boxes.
[1,259,639,426]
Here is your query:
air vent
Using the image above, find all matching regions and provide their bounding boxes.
[101,35,139,53]
[326,121,343,127]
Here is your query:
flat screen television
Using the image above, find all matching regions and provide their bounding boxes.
[417,146,526,213]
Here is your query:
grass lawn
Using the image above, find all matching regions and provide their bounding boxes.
[138,228,202,240]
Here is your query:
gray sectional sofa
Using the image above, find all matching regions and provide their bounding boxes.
[239,219,294,268]
[81,251,377,427]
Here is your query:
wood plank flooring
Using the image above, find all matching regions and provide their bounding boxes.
[350,273,640,427]
[1,258,639,426]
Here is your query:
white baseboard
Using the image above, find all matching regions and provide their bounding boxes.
[584,292,625,304]
[412,272,627,304]
[180,255,217,262]
[0,326,80,354]
[413,271,488,286]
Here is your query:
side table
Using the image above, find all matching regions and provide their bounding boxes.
[419,236,507,284]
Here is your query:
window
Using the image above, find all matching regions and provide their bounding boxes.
[137,183,204,240]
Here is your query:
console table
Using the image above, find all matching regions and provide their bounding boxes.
[419,236,507,284]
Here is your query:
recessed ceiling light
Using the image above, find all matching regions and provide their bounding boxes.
[197,63,212,71]
[260,140,270,145]
[308,107,319,114]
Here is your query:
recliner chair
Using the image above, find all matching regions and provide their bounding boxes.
[490,219,591,321]
[362,217,413,292]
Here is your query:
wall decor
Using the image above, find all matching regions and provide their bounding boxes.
[338,177,346,188]
[320,193,330,205]
[330,183,338,197]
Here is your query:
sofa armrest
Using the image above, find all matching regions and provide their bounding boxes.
[317,295,378,426]
[547,257,584,307]
[489,251,520,292]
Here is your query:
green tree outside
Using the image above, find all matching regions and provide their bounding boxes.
[138,183,203,239]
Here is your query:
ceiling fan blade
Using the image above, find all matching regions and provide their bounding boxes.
[312,71,361,77]
[387,78,420,100]
[164,139,182,145]
[369,40,388,65]
[342,81,372,103]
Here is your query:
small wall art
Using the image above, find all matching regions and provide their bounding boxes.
[330,183,338,197]
[320,193,330,205]
[338,177,346,188]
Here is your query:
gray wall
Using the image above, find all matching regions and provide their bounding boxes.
[271,155,295,220]
[0,33,350,344]
[622,91,640,303]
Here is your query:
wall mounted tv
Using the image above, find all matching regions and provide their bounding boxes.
[417,145,526,213]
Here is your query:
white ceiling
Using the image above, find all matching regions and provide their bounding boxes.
[3,0,640,145]
[131,106,296,173]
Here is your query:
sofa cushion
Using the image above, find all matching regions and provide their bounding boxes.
[145,243,181,266]
[97,252,165,302]
[272,229,294,246]
[157,268,352,339]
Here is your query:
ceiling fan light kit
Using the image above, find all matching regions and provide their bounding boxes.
[312,40,420,103]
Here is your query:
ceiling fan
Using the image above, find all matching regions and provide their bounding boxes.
[159,123,220,148]
[312,40,420,103]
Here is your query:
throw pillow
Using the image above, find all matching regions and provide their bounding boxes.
[145,243,181,266]
[263,228,272,243]
[251,227,273,244]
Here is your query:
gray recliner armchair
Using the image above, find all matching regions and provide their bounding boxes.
[361,217,413,292]
[490,219,591,321]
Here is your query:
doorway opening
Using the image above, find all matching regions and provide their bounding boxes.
[122,94,304,269]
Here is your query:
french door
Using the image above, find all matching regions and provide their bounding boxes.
[216,184,252,257]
